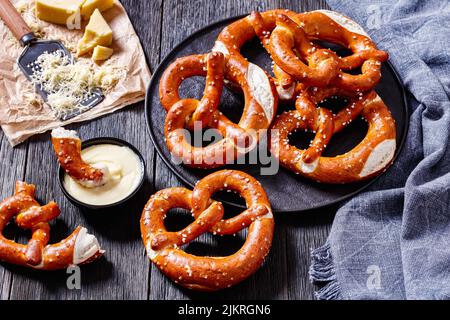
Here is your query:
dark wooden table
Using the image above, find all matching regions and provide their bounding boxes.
[0,0,336,300]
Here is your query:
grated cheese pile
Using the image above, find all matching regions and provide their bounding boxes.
[30,50,123,117]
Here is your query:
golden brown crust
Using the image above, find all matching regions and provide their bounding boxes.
[216,10,299,99]
[269,13,340,86]
[140,170,274,291]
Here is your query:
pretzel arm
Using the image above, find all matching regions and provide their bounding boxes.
[301,108,334,163]
[165,101,236,168]
[340,49,388,70]
[187,52,225,128]
[16,202,60,229]
[208,204,270,235]
[192,170,273,235]
[332,93,367,133]
[150,218,274,291]
[159,54,207,112]
[143,189,224,252]
[25,223,50,266]
[17,203,59,266]
[40,226,103,270]
[292,10,388,91]
[249,11,295,88]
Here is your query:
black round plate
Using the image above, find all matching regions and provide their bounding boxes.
[145,15,409,213]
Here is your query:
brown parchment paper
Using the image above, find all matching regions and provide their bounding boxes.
[0,0,151,146]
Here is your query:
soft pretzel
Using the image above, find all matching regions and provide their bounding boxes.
[141,170,274,291]
[160,52,277,168]
[51,127,109,188]
[291,10,389,91]
[214,10,388,97]
[270,90,396,183]
[0,181,103,270]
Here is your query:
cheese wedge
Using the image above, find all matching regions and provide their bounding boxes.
[35,0,86,25]
[77,9,113,56]
[92,45,114,61]
[81,0,115,20]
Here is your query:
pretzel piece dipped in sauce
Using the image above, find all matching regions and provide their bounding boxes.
[51,127,109,188]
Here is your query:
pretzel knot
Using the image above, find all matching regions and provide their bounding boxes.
[261,12,341,87]
[270,90,397,184]
[140,170,274,291]
[294,86,367,164]
[0,182,103,270]
[160,52,277,169]
[214,9,301,100]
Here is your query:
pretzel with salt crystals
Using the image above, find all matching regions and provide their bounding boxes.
[270,90,396,184]
[252,11,340,87]
[51,127,109,188]
[0,181,103,270]
[283,10,389,92]
[213,10,388,99]
[160,52,277,168]
[141,170,274,291]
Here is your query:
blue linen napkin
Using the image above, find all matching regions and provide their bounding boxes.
[309,0,450,300]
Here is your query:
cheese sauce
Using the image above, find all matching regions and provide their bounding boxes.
[63,144,143,206]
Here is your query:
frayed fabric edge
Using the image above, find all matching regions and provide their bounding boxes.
[309,242,343,300]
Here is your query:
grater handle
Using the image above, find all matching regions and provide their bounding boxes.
[0,0,35,45]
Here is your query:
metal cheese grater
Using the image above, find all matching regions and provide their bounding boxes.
[0,0,104,121]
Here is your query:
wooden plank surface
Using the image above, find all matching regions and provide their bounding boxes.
[0,0,333,300]
[0,135,28,299]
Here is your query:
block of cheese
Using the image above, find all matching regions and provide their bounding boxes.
[35,0,86,25]
[81,0,115,20]
[92,45,114,61]
[77,9,113,56]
